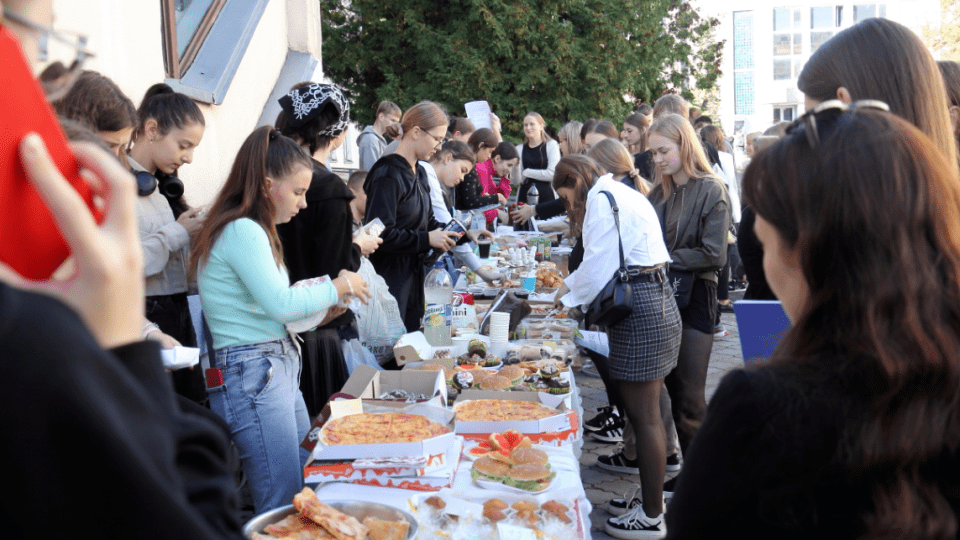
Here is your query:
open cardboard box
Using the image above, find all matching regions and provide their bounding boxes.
[393,331,454,366]
[303,400,456,462]
[304,437,463,492]
[452,391,574,435]
[340,364,448,407]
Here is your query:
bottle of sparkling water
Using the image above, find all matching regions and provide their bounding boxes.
[423,261,453,346]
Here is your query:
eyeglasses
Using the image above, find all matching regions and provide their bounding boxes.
[419,127,444,149]
[786,99,890,151]
[3,8,95,100]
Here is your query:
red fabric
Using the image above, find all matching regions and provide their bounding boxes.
[477,159,511,224]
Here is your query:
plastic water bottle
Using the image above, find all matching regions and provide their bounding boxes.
[423,261,454,346]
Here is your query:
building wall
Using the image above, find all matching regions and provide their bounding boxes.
[49,0,326,206]
[694,0,940,144]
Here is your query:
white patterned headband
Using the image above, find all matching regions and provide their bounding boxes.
[278,83,350,136]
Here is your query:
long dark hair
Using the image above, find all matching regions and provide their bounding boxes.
[552,155,605,236]
[742,109,960,537]
[798,18,956,171]
[190,127,312,278]
[135,83,204,141]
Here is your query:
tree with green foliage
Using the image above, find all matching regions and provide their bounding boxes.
[320,0,722,138]
[923,0,960,61]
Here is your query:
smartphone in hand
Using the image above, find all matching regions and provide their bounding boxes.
[0,27,103,280]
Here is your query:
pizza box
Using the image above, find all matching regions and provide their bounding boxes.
[394,331,454,366]
[304,402,457,461]
[304,437,463,492]
[455,373,574,410]
[340,364,448,407]
[452,392,574,435]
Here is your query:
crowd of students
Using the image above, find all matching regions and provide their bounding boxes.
[4,0,960,537]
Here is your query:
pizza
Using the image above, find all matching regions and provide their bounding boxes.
[321,413,450,445]
[454,399,560,422]
[292,488,367,540]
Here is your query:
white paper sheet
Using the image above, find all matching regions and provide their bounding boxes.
[464,100,493,130]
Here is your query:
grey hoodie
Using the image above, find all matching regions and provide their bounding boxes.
[356,125,386,171]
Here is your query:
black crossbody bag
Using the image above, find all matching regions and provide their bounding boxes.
[586,191,635,328]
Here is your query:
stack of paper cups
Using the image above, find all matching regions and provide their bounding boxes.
[489,312,510,343]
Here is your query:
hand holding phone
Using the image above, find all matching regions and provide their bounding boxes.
[0,27,103,280]
[0,136,145,349]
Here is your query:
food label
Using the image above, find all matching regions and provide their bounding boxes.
[328,399,363,421]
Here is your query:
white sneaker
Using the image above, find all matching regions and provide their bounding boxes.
[605,504,666,539]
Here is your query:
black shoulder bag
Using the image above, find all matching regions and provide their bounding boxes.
[586,191,635,328]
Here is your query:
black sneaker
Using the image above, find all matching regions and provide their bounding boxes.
[666,452,682,473]
[589,414,625,442]
[663,474,678,500]
[596,447,638,473]
[607,483,641,517]
[605,505,666,539]
[584,406,617,432]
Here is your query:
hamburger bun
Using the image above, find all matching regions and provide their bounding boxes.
[509,447,548,466]
[479,375,512,391]
[504,463,554,491]
[498,365,525,384]
[472,455,510,482]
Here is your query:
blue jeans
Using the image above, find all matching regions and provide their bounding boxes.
[207,337,310,513]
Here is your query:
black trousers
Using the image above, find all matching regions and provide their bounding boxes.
[146,293,206,404]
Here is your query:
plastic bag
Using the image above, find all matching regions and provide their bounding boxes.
[354,257,406,363]
[341,338,382,375]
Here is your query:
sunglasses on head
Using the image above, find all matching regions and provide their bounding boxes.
[786,99,891,151]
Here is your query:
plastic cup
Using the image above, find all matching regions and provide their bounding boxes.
[521,276,536,292]
[477,238,492,258]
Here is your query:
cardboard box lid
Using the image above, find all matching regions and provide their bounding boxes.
[340,365,448,405]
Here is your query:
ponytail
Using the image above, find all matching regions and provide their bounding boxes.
[136,83,205,141]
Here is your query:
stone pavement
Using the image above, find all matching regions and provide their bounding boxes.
[575,291,745,539]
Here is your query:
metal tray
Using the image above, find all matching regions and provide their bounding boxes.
[243,499,418,539]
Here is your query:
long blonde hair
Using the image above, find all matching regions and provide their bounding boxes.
[587,138,651,195]
[523,112,553,145]
[648,113,721,197]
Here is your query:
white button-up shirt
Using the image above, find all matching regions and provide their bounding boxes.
[561,174,671,308]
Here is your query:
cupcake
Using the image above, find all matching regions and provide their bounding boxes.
[546,377,571,394]
[539,364,560,380]
[468,339,488,357]
[452,371,475,390]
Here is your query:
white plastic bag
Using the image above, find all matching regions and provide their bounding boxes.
[341,338,382,374]
[354,257,406,363]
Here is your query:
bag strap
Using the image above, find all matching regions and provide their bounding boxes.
[598,191,628,277]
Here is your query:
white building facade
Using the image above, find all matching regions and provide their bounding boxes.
[46,0,361,205]
[695,0,941,142]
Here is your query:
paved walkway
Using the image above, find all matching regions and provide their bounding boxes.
[575,292,745,539]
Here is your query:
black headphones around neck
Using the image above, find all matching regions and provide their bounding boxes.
[136,170,184,199]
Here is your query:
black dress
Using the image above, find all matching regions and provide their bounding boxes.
[364,154,444,332]
[277,159,361,416]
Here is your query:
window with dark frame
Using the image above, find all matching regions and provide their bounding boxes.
[161,0,227,79]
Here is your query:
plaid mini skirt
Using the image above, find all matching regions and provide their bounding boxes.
[607,278,682,382]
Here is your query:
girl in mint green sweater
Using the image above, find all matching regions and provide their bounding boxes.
[190,126,368,513]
